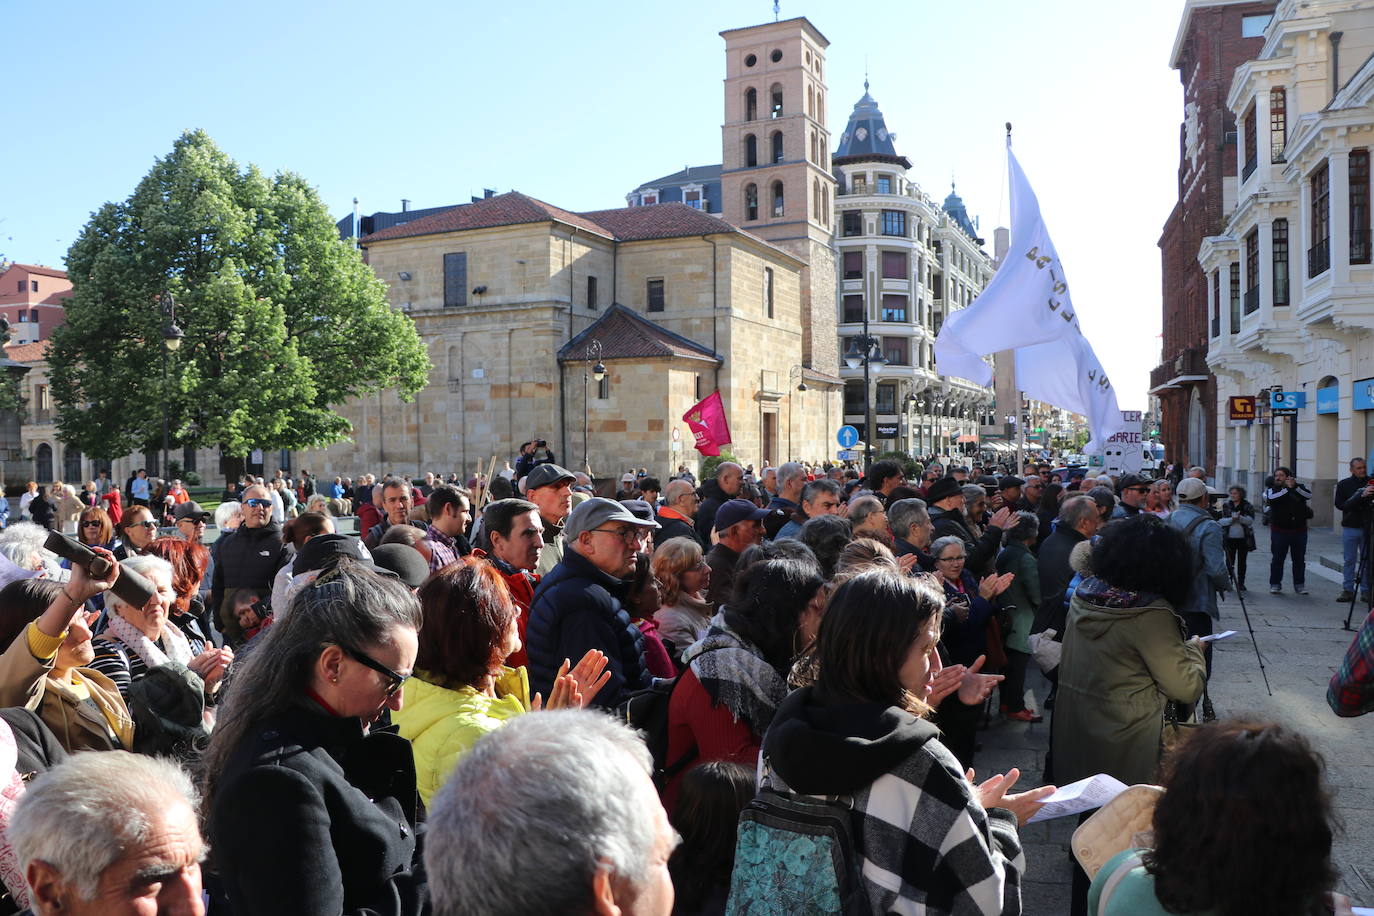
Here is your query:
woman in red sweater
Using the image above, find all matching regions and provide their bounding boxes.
[664,555,825,807]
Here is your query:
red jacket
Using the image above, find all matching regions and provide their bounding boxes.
[357,501,382,535]
[474,549,538,670]
[663,667,760,809]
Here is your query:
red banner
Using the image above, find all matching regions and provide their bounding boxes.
[683,391,732,457]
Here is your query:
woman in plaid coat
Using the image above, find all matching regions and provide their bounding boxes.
[765,570,1054,915]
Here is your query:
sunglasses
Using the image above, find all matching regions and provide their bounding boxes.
[131,520,158,530]
[340,645,408,696]
[81,521,103,528]
[244,498,272,508]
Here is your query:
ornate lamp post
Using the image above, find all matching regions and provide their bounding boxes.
[159,292,184,479]
[582,339,605,474]
[843,321,887,469]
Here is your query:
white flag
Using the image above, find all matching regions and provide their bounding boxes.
[1015,335,1123,454]
[934,142,1085,385]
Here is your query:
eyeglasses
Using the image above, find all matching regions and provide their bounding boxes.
[340,645,408,697]
[937,555,967,563]
[244,498,272,509]
[81,521,103,528]
[179,517,207,525]
[131,520,158,530]
[589,526,641,544]
[1126,486,1149,493]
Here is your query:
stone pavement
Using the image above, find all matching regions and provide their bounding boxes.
[975,523,1373,913]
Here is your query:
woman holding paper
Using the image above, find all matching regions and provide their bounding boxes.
[1051,515,1207,787]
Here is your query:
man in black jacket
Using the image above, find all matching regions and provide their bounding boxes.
[1031,494,1101,642]
[693,461,743,544]
[1264,466,1313,594]
[926,477,1012,576]
[653,479,702,548]
[1335,457,1373,602]
[211,484,288,644]
[890,497,936,573]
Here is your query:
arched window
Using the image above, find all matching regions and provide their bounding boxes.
[807,86,815,117]
[813,180,821,221]
[745,184,759,221]
[63,447,82,484]
[772,181,785,218]
[816,94,824,124]
[745,134,758,167]
[771,131,784,164]
[770,84,783,118]
[744,88,757,121]
[822,185,830,225]
[34,443,52,484]
[809,131,817,164]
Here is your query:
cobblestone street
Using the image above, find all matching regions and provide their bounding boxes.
[977,525,1373,913]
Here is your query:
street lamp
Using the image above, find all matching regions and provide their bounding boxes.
[160,292,183,479]
[787,366,807,461]
[932,393,947,459]
[844,325,887,469]
[583,339,604,474]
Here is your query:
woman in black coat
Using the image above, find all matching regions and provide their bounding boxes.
[201,560,426,916]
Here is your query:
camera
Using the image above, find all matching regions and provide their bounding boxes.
[536,439,547,448]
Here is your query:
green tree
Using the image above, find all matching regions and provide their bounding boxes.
[49,130,429,463]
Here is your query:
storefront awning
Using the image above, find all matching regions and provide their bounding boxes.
[956,434,979,444]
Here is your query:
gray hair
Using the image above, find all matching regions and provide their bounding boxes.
[9,752,200,901]
[930,535,966,559]
[426,709,664,916]
[961,484,986,509]
[1059,494,1099,529]
[777,461,807,491]
[663,478,694,506]
[800,478,842,506]
[888,498,929,539]
[1187,466,1205,478]
[1004,510,1040,545]
[0,522,53,571]
[847,495,884,527]
[105,554,174,614]
[201,560,422,803]
[214,500,243,529]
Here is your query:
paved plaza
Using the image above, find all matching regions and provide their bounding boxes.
[977,524,1373,912]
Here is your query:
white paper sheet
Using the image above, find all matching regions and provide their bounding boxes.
[1027,773,1129,823]
[1351,908,1373,915]
[1200,630,1237,642]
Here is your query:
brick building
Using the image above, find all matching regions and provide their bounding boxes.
[0,263,71,344]
[1152,0,1276,474]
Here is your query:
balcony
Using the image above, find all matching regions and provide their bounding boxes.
[1148,346,1211,395]
[1242,155,1257,182]
[1308,238,1330,278]
[30,409,53,425]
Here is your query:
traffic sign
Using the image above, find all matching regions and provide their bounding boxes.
[837,449,859,461]
[836,425,860,449]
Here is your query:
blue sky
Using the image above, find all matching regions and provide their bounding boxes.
[7,0,1184,409]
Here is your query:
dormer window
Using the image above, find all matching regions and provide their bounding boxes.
[682,183,705,210]
[641,190,658,206]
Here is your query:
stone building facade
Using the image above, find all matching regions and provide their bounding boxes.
[1202,0,1374,524]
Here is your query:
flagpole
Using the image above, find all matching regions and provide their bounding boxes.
[1016,390,1026,474]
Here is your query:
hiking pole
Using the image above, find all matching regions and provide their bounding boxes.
[1226,566,1273,696]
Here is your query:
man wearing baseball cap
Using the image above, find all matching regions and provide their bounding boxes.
[1171,477,1230,711]
[526,498,660,708]
[705,498,769,608]
[1111,473,1151,519]
[522,463,577,576]
[173,501,211,543]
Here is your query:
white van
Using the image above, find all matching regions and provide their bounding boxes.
[1141,442,1166,475]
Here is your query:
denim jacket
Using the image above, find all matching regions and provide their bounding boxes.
[1170,503,1230,619]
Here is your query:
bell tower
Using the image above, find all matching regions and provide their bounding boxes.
[720,17,838,374]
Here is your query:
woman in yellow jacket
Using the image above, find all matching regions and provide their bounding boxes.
[394,557,610,806]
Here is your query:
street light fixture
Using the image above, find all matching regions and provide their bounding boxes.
[159,292,183,479]
[843,322,887,469]
[583,338,604,473]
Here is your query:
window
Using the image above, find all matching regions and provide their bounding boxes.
[1351,150,1370,264]
[881,210,906,236]
[771,181,784,218]
[771,131,784,164]
[745,134,758,167]
[881,250,908,279]
[684,188,702,209]
[850,174,868,194]
[842,294,864,323]
[1242,105,1257,181]
[882,337,909,366]
[770,85,783,119]
[443,252,467,307]
[1270,88,1286,163]
[875,383,897,414]
[587,276,598,310]
[1272,219,1290,304]
[745,88,757,121]
[694,373,702,401]
[843,251,863,280]
[647,278,665,312]
[640,192,657,206]
[809,130,818,163]
[881,295,908,322]
[744,184,758,221]
[842,211,862,237]
[182,445,197,474]
[1229,263,1241,329]
[1244,229,1259,314]
[844,381,865,415]
[597,375,610,399]
[745,53,757,68]
[14,281,20,293]
[1310,163,1330,277]
[1211,269,1221,338]
[876,174,893,194]
[1241,13,1271,37]
[763,267,774,318]
[29,281,37,293]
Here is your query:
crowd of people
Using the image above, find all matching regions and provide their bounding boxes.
[0,450,1364,915]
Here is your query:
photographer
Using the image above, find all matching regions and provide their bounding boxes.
[1263,467,1313,595]
[1335,458,1373,603]
[515,438,558,479]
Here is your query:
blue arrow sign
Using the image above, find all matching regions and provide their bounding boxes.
[837,425,860,449]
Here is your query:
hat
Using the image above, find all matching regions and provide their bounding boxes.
[713,498,771,534]
[173,501,210,523]
[292,533,374,577]
[524,464,576,491]
[925,476,963,504]
[619,499,657,522]
[621,472,636,484]
[1117,473,1151,494]
[998,475,1025,491]
[1176,477,1209,502]
[370,543,431,589]
[563,497,660,541]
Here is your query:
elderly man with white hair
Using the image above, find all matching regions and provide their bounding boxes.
[9,751,206,915]
[0,522,64,582]
[426,709,677,916]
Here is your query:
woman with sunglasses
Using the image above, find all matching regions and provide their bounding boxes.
[112,505,159,560]
[77,506,115,550]
[0,552,134,752]
[203,560,427,916]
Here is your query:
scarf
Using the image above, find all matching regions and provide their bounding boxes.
[682,612,787,734]
[0,720,29,908]
[1075,575,1162,610]
[105,611,194,670]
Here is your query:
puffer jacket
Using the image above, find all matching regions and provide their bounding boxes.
[210,522,288,611]
[694,478,733,544]
[526,547,651,708]
[392,667,531,808]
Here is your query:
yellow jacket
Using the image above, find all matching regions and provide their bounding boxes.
[393,666,532,807]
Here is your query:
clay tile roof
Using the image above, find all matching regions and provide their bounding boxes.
[8,264,68,280]
[361,191,613,244]
[558,304,720,364]
[4,341,50,362]
[575,203,741,242]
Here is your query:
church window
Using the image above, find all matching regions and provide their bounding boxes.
[813,180,821,222]
[822,186,829,225]
[597,375,610,399]
[771,131,784,164]
[587,275,598,310]
[770,84,783,118]
[745,88,758,121]
[842,211,862,237]
[647,278,665,312]
[443,252,467,308]
[770,49,782,62]
[772,181,784,218]
[764,268,774,318]
[807,86,814,117]
[745,53,757,68]
[745,134,758,167]
[745,184,759,221]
